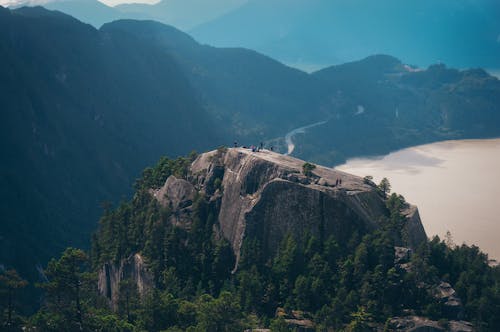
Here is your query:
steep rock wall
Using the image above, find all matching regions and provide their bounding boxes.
[98,253,153,310]
[188,148,428,268]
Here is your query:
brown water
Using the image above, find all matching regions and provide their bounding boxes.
[336,138,500,261]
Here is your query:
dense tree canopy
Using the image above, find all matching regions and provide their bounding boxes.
[2,157,500,331]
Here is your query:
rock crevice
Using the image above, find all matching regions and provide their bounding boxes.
[98,253,153,310]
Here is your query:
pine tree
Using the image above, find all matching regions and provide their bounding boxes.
[0,269,28,329]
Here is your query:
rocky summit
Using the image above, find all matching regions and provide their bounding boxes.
[153,147,427,269]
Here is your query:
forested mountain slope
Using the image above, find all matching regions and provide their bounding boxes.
[0,6,221,279]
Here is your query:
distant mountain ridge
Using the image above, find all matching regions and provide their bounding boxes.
[191,0,500,71]
[39,0,247,29]
[14,0,500,73]
[115,0,247,30]
[102,20,500,164]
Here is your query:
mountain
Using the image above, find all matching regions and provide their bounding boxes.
[0,6,222,280]
[31,147,497,331]
[191,0,500,72]
[90,21,500,165]
[296,55,500,164]
[18,0,500,71]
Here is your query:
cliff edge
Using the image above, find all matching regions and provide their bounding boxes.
[153,147,427,270]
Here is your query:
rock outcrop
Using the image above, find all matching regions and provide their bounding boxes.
[402,205,428,249]
[152,175,197,226]
[156,147,428,270]
[98,253,153,310]
[435,282,464,320]
[388,316,474,332]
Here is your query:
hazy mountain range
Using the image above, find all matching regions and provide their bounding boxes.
[37,0,248,29]
[191,0,500,71]
[3,0,498,72]
[1,5,499,284]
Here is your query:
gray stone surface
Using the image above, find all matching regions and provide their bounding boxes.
[188,148,428,270]
[152,175,197,226]
[395,246,412,264]
[153,175,196,210]
[402,205,428,249]
[389,316,474,332]
[435,281,464,320]
[98,253,153,310]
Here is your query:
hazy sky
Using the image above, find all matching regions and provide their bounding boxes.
[0,0,160,7]
[102,0,159,6]
[0,0,243,7]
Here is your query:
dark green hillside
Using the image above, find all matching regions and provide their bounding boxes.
[100,20,326,141]
[0,6,221,280]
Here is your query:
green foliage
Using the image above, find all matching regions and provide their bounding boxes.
[301,162,316,177]
[36,248,95,331]
[346,306,373,332]
[17,149,500,332]
[363,175,374,185]
[427,236,500,330]
[269,317,289,332]
[194,292,243,331]
[0,269,28,330]
[135,153,198,191]
[378,178,391,197]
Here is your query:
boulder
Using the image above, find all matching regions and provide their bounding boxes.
[435,282,464,320]
[153,175,196,210]
[395,246,412,264]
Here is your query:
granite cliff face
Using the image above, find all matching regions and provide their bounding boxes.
[155,148,428,270]
[98,253,153,310]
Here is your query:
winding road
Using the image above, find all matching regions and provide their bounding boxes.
[284,120,327,155]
